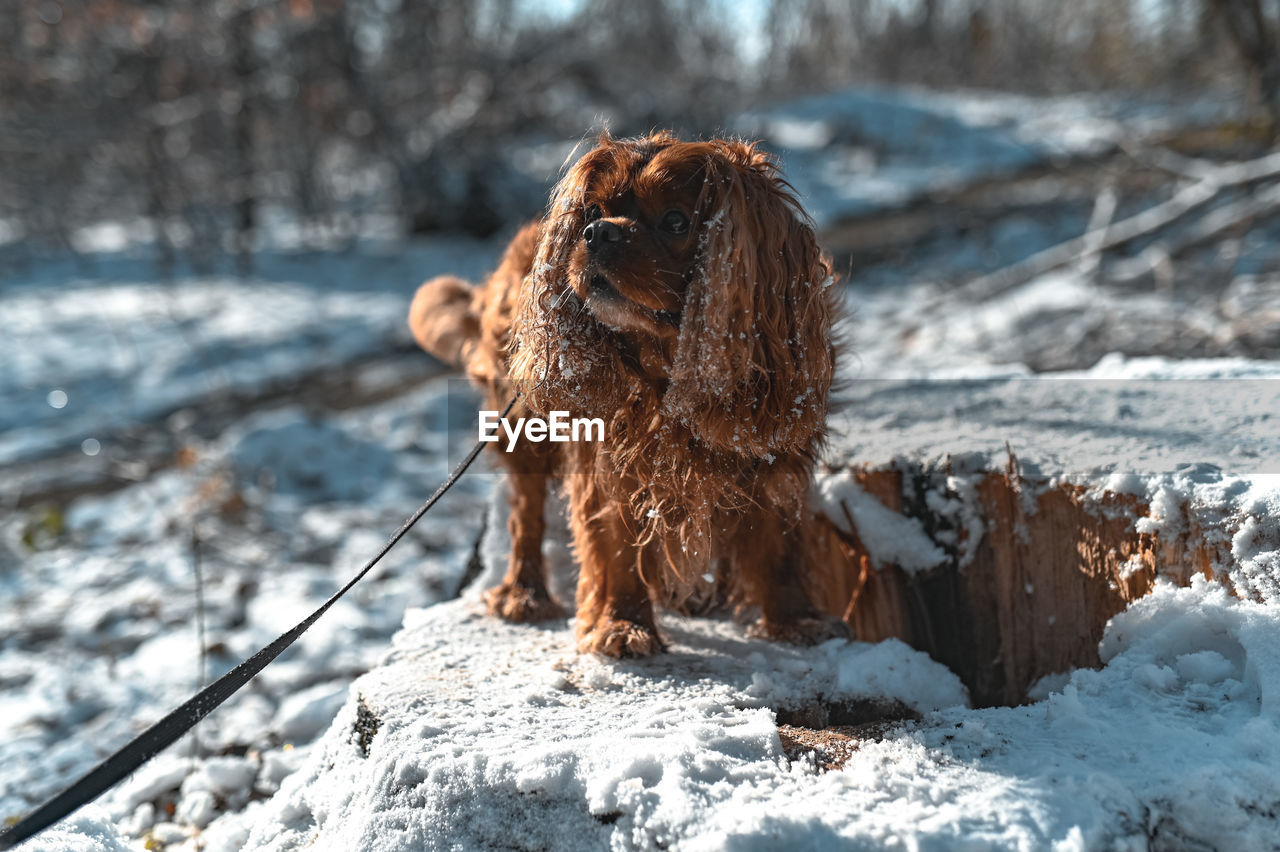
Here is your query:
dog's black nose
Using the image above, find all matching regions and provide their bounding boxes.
[583,219,622,252]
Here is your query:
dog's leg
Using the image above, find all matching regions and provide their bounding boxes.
[739,517,849,645]
[485,449,562,622]
[572,496,664,658]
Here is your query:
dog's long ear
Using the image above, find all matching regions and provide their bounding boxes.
[509,132,629,416]
[664,141,835,457]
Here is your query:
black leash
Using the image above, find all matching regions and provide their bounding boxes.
[0,396,515,851]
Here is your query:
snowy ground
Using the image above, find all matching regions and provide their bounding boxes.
[0,240,493,469]
[0,240,503,850]
[739,87,1241,225]
[3,87,1279,850]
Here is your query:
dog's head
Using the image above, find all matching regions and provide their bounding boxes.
[559,133,704,338]
[512,131,836,457]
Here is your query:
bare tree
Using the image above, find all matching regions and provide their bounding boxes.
[1209,0,1280,132]
[1,0,1274,274]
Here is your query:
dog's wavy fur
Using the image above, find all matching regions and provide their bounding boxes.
[411,131,841,656]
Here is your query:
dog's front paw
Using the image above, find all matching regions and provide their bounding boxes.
[578,615,666,658]
[485,582,564,623]
[749,615,850,646]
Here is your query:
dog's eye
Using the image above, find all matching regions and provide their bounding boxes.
[585,204,603,222]
[660,209,689,235]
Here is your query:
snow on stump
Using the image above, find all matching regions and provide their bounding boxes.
[215,601,966,851]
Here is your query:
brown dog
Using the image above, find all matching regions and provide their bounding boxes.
[410,131,841,657]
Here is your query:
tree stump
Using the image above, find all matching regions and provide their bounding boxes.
[809,458,1242,707]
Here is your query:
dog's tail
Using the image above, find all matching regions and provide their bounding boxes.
[409,275,481,369]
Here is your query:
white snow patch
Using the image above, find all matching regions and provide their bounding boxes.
[216,601,967,851]
[814,471,947,573]
[274,682,350,744]
[10,806,133,852]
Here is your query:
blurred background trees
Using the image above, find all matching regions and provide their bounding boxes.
[1,0,1277,271]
